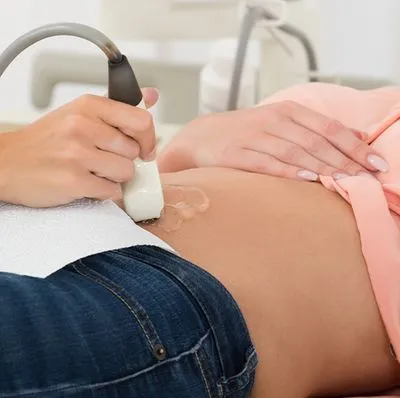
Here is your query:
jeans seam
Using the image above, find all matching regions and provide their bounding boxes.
[0,330,212,398]
[217,348,258,395]
[195,351,212,398]
[72,261,162,354]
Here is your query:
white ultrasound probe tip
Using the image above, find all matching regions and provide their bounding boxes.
[122,99,164,222]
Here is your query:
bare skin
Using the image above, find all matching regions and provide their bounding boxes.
[137,167,400,398]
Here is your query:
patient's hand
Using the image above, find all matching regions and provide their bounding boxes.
[158,86,388,181]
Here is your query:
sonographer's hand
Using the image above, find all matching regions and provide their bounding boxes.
[0,88,158,207]
[158,100,389,180]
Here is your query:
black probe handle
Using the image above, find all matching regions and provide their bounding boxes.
[108,55,143,106]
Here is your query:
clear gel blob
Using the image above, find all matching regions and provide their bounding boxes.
[154,185,210,232]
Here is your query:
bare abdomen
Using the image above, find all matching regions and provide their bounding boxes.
[142,168,399,396]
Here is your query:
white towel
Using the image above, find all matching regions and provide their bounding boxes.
[0,199,172,278]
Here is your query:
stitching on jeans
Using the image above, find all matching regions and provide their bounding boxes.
[221,349,258,384]
[122,247,254,359]
[195,351,212,398]
[201,347,217,393]
[198,346,219,398]
[117,247,258,392]
[144,248,227,374]
[72,262,158,351]
[218,348,258,394]
[118,248,228,376]
[0,330,212,397]
[73,261,158,350]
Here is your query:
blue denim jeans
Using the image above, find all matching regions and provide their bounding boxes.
[0,246,258,397]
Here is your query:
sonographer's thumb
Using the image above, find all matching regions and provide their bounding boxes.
[141,87,159,109]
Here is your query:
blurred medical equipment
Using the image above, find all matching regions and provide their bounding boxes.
[228,1,318,110]
[199,38,257,114]
[28,0,315,124]
[0,23,164,222]
[199,0,318,113]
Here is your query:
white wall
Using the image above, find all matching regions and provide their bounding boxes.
[315,0,400,81]
[0,0,399,124]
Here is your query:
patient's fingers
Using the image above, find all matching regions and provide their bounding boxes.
[351,129,368,141]
[224,148,319,182]
[245,134,341,178]
[260,118,370,176]
[286,101,389,172]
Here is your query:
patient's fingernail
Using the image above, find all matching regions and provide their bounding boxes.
[333,172,351,180]
[297,170,318,182]
[367,154,389,173]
